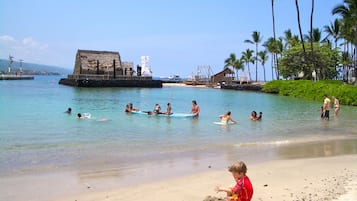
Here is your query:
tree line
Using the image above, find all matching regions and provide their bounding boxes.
[224,0,356,83]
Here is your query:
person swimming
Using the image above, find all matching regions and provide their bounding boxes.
[219,111,237,124]
[250,111,262,121]
[65,107,72,114]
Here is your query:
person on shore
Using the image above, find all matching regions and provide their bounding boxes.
[191,100,200,117]
[250,111,262,121]
[215,161,253,201]
[332,96,340,117]
[322,94,331,120]
[165,102,172,115]
[65,107,72,114]
[219,111,237,124]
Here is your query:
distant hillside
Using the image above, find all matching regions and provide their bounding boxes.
[0,59,72,75]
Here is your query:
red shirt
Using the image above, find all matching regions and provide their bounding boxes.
[231,176,253,201]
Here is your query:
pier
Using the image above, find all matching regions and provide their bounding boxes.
[0,75,34,80]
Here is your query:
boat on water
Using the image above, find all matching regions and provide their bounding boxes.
[160,75,184,83]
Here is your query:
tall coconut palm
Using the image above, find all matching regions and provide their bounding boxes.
[271,0,277,59]
[323,19,342,49]
[258,50,269,82]
[224,53,237,69]
[310,0,316,80]
[241,49,254,81]
[333,0,357,82]
[283,29,300,49]
[304,28,323,43]
[224,53,244,80]
[233,59,245,81]
[295,0,307,59]
[245,31,263,82]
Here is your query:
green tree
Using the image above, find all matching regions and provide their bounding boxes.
[258,50,269,82]
[279,43,339,80]
[241,49,254,81]
[245,31,263,82]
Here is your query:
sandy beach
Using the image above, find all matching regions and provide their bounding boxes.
[32,155,354,201]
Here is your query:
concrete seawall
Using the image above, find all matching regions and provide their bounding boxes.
[221,83,263,92]
[59,78,162,88]
[0,75,34,80]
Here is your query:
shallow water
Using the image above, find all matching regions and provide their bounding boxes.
[0,76,356,178]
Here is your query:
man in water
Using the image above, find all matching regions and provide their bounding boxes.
[322,94,331,120]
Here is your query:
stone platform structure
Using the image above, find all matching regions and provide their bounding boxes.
[59,50,162,88]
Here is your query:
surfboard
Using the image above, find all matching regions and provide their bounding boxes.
[131,111,195,118]
[213,121,235,125]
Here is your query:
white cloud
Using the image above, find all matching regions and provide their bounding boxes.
[0,35,52,65]
[0,35,15,42]
[22,37,48,50]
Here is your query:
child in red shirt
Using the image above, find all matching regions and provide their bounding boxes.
[215,161,253,201]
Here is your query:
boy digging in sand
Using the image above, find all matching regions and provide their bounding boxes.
[215,161,253,201]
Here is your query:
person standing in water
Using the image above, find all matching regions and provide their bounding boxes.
[332,96,340,117]
[322,94,331,120]
[191,100,200,117]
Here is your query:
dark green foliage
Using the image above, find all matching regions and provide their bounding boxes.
[279,43,340,80]
[263,80,357,106]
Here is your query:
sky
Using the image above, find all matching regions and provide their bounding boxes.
[0,0,343,80]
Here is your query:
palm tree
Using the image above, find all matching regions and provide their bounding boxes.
[295,0,307,59]
[224,53,237,69]
[245,31,263,82]
[234,59,245,81]
[333,0,357,82]
[258,50,269,82]
[271,0,277,54]
[241,49,254,81]
[283,29,300,49]
[323,19,342,49]
[224,53,244,80]
[304,28,323,43]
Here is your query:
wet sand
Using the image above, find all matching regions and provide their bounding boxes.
[1,153,356,201]
[48,155,356,201]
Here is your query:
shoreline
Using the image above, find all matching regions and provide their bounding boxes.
[1,138,357,201]
[50,154,356,201]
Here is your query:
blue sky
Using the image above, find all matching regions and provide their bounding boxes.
[1,0,342,80]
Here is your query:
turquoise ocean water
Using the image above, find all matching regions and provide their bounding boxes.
[1,76,357,180]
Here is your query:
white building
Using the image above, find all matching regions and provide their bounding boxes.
[141,56,152,77]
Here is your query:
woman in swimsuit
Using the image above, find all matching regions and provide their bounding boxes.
[219,111,237,124]
[191,100,200,117]
[332,96,340,117]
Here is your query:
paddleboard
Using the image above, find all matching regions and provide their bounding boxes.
[213,121,235,125]
[131,111,195,118]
